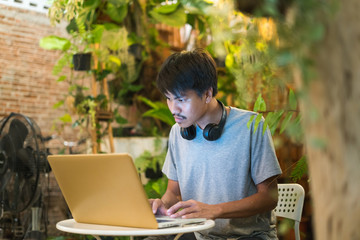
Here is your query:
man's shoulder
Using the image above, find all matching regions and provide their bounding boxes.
[230,107,257,115]
[228,107,259,121]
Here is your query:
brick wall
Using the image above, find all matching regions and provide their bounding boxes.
[0,4,72,137]
[0,5,78,237]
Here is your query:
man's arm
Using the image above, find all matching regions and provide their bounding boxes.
[215,176,278,218]
[167,176,279,219]
[150,179,182,215]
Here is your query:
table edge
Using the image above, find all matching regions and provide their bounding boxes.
[56,219,215,236]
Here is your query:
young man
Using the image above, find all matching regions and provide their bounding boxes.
[150,48,282,240]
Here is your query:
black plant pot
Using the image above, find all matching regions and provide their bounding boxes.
[73,53,92,71]
[145,163,163,180]
[234,0,292,16]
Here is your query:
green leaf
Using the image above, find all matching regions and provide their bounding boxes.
[288,89,297,110]
[290,156,308,182]
[83,0,101,8]
[154,2,180,14]
[280,112,294,134]
[108,55,121,66]
[143,178,167,198]
[247,115,255,129]
[127,84,143,92]
[225,53,234,68]
[143,109,175,126]
[113,109,128,125]
[59,113,72,123]
[285,114,303,142]
[138,96,174,126]
[115,115,128,124]
[263,112,272,135]
[105,2,128,23]
[254,114,263,134]
[53,100,64,109]
[135,150,152,171]
[150,5,187,27]
[56,75,67,82]
[180,0,212,14]
[53,53,72,75]
[268,110,284,135]
[39,36,71,51]
[151,178,166,195]
[92,24,105,43]
[254,94,266,112]
[278,218,294,236]
[138,96,159,109]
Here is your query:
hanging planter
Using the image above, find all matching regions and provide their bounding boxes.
[73,53,92,71]
[234,0,293,16]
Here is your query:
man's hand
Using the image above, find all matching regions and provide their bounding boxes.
[166,200,219,219]
[149,198,169,216]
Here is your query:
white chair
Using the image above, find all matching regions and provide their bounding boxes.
[274,183,305,240]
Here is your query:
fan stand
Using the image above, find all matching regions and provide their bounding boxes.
[22,207,44,240]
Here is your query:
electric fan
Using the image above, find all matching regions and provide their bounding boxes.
[0,113,50,239]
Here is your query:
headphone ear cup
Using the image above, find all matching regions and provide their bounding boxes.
[180,125,196,140]
[203,123,221,141]
[203,99,227,141]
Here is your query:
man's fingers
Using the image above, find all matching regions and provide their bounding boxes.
[151,199,169,215]
[150,199,161,214]
[167,201,184,215]
[167,201,195,217]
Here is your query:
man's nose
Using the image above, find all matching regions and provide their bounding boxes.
[168,101,180,115]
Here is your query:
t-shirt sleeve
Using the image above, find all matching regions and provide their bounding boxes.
[250,115,282,185]
[162,126,178,181]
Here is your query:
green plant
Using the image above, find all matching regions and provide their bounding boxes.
[135,137,168,198]
[40,20,97,75]
[41,1,141,145]
[195,0,310,182]
[137,96,174,135]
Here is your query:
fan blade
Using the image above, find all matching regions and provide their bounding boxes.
[0,137,10,175]
[5,172,39,213]
[17,147,35,178]
[0,135,16,191]
[8,119,29,150]
[0,169,12,192]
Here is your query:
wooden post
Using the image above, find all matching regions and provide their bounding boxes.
[101,64,115,153]
[90,43,115,153]
[91,55,98,154]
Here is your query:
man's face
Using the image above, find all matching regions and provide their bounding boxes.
[165,90,208,128]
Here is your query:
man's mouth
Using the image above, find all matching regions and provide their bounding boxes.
[173,115,186,123]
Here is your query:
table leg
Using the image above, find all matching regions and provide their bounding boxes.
[174,233,184,240]
[92,235,134,240]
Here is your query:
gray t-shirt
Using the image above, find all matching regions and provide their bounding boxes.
[162,107,282,239]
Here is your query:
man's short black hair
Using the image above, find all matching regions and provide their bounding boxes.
[156,48,218,97]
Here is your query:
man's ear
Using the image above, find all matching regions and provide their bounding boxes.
[205,88,213,103]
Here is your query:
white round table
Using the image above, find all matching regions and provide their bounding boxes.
[56,219,215,240]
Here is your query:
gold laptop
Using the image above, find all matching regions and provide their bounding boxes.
[48,153,206,229]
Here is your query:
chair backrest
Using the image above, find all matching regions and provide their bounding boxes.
[274,183,305,240]
[274,183,305,222]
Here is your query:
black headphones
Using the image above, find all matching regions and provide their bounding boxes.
[180,99,227,141]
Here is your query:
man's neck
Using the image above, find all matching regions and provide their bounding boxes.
[196,98,222,129]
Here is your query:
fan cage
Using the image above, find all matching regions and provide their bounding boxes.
[0,113,45,213]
